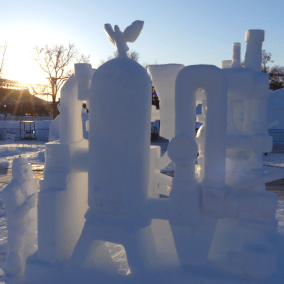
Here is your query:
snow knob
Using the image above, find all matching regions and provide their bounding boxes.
[167,134,198,166]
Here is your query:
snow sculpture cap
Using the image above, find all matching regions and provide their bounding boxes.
[245,29,265,42]
[104,20,144,57]
[12,157,29,169]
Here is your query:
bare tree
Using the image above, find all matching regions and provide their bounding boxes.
[0,41,8,78]
[99,50,139,66]
[269,65,284,91]
[128,50,139,61]
[259,50,284,90]
[262,49,274,73]
[31,43,90,119]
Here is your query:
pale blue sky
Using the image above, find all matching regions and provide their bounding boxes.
[1,0,283,83]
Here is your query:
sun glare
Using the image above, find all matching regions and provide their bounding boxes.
[7,59,46,85]
[2,25,70,86]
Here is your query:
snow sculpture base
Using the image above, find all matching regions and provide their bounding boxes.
[25,218,284,284]
[37,139,88,263]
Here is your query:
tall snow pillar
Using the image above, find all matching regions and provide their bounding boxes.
[148,64,184,140]
[245,30,264,72]
[231,42,241,68]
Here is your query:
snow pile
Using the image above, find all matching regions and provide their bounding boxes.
[267,88,284,129]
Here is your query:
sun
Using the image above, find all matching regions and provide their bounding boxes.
[1,25,68,85]
[5,56,47,85]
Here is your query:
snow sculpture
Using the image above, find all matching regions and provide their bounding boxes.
[48,115,59,142]
[35,72,91,264]
[3,157,37,275]
[25,26,284,284]
[148,64,184,141]
[204,30,282,279]
[147,65,184,198]
[68,20,158,275]
[222,60,232,68]
[148,66,205,198]
[167,65,228,266]
[231,42,241,68]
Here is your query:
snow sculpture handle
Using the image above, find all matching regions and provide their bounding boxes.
[174,65,228,188]
[74,63,93,100]
[245,30,264,72]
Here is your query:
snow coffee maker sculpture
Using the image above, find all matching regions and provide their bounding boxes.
[69,20,158,274]
[25,23,284,284]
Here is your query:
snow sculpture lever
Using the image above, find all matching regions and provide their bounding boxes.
[168,65,228,266]
[104,20,144,57]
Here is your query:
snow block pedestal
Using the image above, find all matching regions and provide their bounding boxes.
[25,218,284,284]
[25,140,88,275]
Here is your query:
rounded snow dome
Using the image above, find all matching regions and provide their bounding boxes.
[87,56,152,214]
[91,57,150,90]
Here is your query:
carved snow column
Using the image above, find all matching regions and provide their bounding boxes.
[208,30,278,280]
[88,57,152,217]
[245,30,269,139]
[148,64,184,141]
[243,30,270,173]
[69,20,157,275]
[148,64,184,197]
[231,43,241,68]
[243,30,265,135]
[168,65,228,266]
[245,30,263,72]
[37,74,89,264]
[222,43,241,135]
[70,56,156,275]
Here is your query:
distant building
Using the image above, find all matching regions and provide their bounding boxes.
[0,79,52,117]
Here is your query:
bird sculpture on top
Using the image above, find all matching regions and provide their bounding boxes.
[104,20,144,57]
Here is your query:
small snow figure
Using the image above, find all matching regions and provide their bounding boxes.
[2,157,37,275]
[104,20,144,57]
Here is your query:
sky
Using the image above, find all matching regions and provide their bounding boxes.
[0,0,283,85]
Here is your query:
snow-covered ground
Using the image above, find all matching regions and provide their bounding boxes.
[0,121,52,130]
[0,141,283,283]
[264,151,284,168]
